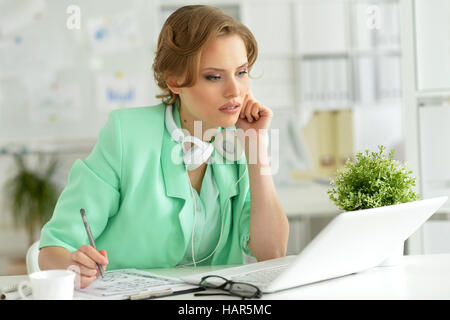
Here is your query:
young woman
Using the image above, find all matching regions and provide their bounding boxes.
[38,5,289,289]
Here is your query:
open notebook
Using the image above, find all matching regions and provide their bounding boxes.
[76,268,199,300]
[1,269,199,300]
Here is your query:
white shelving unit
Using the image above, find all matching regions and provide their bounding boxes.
[400,0,450,254]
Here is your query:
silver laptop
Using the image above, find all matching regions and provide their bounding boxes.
[181,196,448,293]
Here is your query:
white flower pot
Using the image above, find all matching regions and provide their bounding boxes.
[379,242,404,267]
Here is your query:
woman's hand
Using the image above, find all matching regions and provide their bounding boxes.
[236,91,273,132]
[69,245,108,289]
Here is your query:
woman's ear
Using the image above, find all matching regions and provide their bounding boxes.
[166,77,182,95]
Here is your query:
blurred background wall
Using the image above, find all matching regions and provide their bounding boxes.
[1,0,449,275]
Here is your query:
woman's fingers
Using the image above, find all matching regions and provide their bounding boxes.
[251,103,260,121]
[70,246,110,289]
[69,261,100,289]
[77,273,97,289]
[236,92,273,131]
[239,91,262,123]
[75,263,98,277]
[79,245,109,266]
[99,249,108,262]
[245,101,258,123]
[71,246,108,276]
[71,250,97,269]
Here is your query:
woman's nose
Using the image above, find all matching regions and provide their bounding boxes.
[225,78,240,98]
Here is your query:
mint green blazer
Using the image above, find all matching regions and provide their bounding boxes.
[39,103,252,270]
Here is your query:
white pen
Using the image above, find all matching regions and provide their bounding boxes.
[127,288,173,300]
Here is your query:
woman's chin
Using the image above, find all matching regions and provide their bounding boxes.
[216,115,240,128]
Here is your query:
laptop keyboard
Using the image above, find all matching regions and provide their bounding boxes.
[230,265,289,287]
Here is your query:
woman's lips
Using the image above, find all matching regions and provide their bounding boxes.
[219,102,240,114]
[219,102,241,110]
[219,108,240,114]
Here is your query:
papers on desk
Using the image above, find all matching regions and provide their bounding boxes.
[77,269,198,300]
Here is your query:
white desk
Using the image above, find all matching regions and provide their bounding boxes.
[263,253,450,300]
[2,254,450,300]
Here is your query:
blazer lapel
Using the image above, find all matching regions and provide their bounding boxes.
[160,115,193,253]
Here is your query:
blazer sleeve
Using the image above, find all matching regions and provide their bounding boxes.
[39,111,122,252]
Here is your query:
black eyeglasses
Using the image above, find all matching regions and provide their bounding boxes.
[194,275,262,299]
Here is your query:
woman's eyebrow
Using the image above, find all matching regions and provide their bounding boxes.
[202,62,248,72]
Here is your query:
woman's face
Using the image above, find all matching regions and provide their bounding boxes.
[172,34,250,130]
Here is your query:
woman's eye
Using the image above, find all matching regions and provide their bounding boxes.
[205,70,248,81]
[205,75,221,81]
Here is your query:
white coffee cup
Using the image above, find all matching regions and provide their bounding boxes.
[18,270,75,300]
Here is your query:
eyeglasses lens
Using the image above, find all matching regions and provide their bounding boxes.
[229,283,260,298]
[200,276,261,298]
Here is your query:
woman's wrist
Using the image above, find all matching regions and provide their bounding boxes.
[244,131,270,168]
[38,246,72,271]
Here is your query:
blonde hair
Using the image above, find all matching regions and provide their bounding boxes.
[152,5,258,106]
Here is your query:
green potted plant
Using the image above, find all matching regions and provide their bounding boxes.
[4,152,60,248]
[328,145,420,265]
